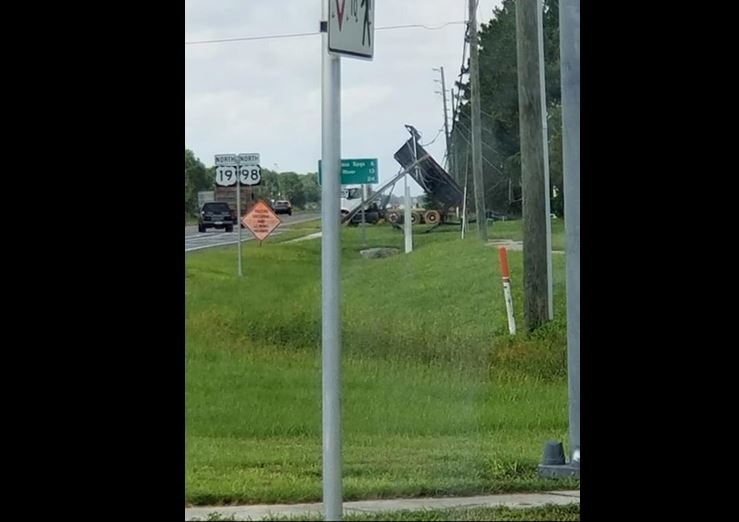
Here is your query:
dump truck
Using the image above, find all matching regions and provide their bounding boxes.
[341,128,464,228]
[213,185,257,219]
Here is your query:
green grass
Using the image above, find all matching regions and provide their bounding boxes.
[488,219,566,251]
[186,221,577,506]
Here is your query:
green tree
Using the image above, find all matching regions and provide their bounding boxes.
[255,168,280,202]
[278,172,306,208]
[185,149,212,217]
[452,0,562,217]
[301,172,321,207]
[547,103,564,217]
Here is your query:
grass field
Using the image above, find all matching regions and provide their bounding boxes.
[186,220,577,506]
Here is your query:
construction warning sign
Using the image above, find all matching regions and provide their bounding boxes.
[242,201,282,241]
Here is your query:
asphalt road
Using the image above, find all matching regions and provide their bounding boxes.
[185,213,319,253]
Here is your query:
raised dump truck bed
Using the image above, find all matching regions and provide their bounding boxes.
[391,137,463,224]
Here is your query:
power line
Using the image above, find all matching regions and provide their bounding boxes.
[377,21,467,31]
[186,31,317,45]
[420,127,445,147]
[453,126,505,176]
[456,103,499,124]
[185,21,466,45]
[453,116,507,160]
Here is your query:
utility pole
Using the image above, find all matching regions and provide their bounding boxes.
[539,0,579,479]
[469,0,488,241]
[435,67,453,179]
[561,0,581,471]
[537,0,554,321]
[516,0,549,331]
[450,88,460,185]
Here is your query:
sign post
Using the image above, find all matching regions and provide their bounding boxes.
[323,1,374,520]
[215,153,261,276]
[361,184,367,247]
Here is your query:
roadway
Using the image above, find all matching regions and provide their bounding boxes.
[185,213,319,253]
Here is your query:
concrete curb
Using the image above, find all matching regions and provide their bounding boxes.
[185,490,579,520]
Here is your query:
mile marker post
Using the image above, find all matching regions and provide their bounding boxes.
[498,247,517,335]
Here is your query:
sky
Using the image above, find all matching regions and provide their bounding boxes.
[185,0,502,195]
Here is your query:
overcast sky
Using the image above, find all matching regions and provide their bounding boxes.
[186,0,502,194]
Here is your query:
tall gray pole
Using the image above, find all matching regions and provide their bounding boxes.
[236,177,242,277]
[439,67,452,178]
[538,0,579,479]
[361,184,367,248]
[537,0,554,320]
[561,0,580,463]
[469,0,488,241]
[516,0,549,331]
[404,139,414,254]
[451,88,460,185]
[321,0,343,517]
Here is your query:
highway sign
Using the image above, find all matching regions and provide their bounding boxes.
[239,165,262,186]
[242,200,281,241]
[215,153,262,186]
[215,165,238,186]
[328,0,374,59]
[318,158,378,185]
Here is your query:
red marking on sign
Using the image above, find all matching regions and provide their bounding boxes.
[242,201,281,241]
[336,0,346,30]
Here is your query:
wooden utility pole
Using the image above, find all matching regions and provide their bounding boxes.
[516,0,549,331]
[450,88,460,184]
[469,0,488,241]
[438,67,453,179]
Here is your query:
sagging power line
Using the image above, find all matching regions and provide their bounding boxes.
[186,21,466,45]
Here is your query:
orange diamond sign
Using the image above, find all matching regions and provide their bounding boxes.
[242,200,282,241]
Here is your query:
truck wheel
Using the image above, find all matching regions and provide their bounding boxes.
[411,212,422,225]
[198,224,206,233]
[386,210,401,224]
[424,210,440,224]
[225,225,234,233]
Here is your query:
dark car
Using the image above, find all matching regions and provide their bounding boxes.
[272,200,292,216]
[198,201,236,232]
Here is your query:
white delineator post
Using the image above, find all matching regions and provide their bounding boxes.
[498,247,517,335]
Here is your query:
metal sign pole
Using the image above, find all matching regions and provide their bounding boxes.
[321,0,342,518]
[361,184,367,247]
[237,172,243,277]
[539,0,579,479]
[405,134,416,254]
[561,0,581,468]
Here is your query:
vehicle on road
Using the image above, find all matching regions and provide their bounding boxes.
[272,200,293,216]
[198,201,236,233]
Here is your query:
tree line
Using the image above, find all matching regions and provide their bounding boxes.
[452,0,563,217]
[185,149,321,217]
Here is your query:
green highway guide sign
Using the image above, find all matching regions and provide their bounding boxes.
[318,158,378,185]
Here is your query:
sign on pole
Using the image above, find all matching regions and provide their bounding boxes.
[215,152,262,277]
[328,0,375,59]
[215,153,262,187]
[318,158,378,185]
[323,1,376,518]
[242,200,281,242]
